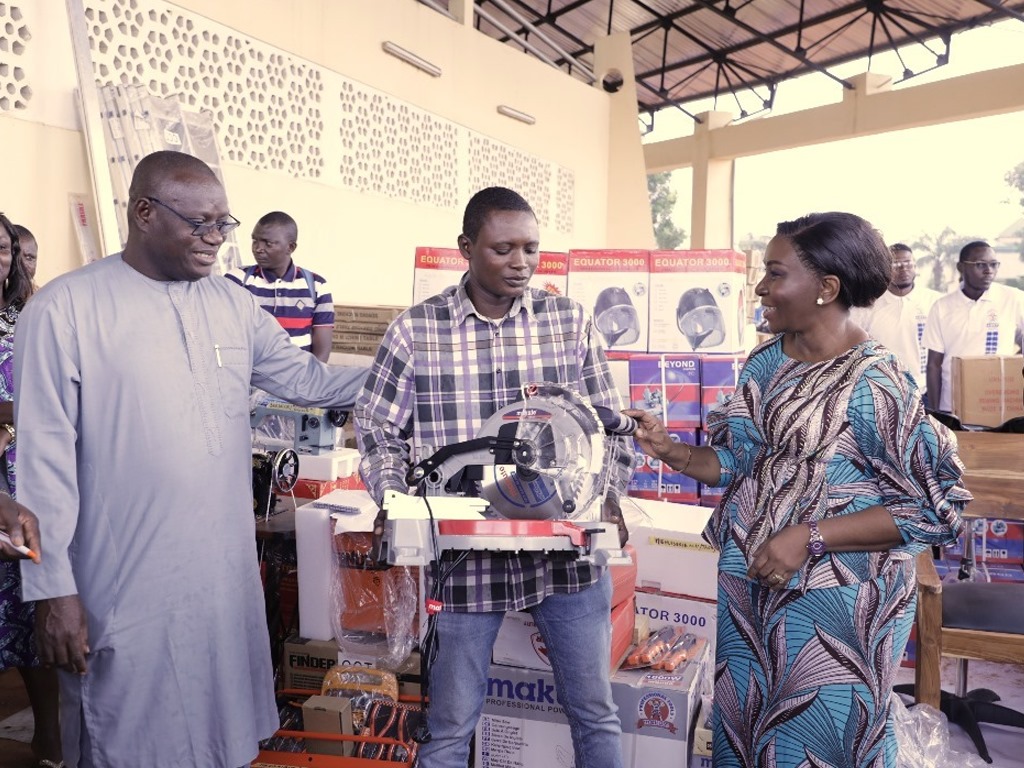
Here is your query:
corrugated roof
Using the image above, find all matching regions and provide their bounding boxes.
[467,0,1024,121]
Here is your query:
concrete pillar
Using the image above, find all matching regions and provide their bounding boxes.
[594,32,656,248]
[449,0,474,26]
[690,110,734,249]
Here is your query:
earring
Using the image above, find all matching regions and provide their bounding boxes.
[815,297,824,305]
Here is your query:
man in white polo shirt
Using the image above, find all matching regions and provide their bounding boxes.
[852,243,941,401]
[923,240,1024,414]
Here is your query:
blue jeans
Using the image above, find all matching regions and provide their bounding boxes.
[417,570,623,768]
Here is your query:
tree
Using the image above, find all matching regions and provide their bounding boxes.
[913,227,986,292]
[1004,160,1024,260]
[648,172,686,250]
[738,233,770,253]
[1005,161,1024,209]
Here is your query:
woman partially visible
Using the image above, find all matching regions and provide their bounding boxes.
[0,212,62,767]
[626,212,970,768]
[13,224,38,295]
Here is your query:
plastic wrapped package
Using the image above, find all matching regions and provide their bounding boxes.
[321,667,399,734]
[329,529,419,669]
[892,694,988,768]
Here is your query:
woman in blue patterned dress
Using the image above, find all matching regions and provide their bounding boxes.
[0,212,63,767]
[627,212,969,768]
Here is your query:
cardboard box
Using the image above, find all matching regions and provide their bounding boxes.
[475,642,709,768]
[293,476,348,500]
[628,430,700,504]
[301,695,354,757]
[534,251,569,297]
[648,250,747,354]
[281,635,340,690]
[606,350,632,405]
[611,544,639,609]
[950,355,1024,428]
[333,304,406,324]
[699,353,744,427]
[492,595,636,673]
[628,353,701,429]
[634,589,718,658]
[412,247,569,304]
[567,250,650,352]
[296,448,360,482]
[624,498,718,601]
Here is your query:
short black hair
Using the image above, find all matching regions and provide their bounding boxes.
[889,243,911,255]
[13,224,35,243]
[0,213,33,307]
[128,150,218,203]
[775,212,890,309]
[255,211,298,242]
[462,187,535,242]
[958,240,991,262]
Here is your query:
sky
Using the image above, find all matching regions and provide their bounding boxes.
[643,19,1024,262]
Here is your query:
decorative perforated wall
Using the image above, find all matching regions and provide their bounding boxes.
[79,0,574,228]
[0,2,33,112]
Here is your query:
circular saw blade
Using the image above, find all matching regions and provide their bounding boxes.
[478,385,606,520]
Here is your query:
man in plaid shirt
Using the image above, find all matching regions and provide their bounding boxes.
[355,187,632,768]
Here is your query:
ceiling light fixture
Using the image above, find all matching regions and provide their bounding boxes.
[381,41,442,78]
[496,104,536,125]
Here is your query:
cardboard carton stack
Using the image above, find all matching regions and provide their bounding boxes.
[949,355,1024,428]
[332,304,406,356]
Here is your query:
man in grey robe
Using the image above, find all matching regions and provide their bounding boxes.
[14,150,368,767]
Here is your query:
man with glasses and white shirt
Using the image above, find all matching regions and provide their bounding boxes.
[923,240,1024,414]
[851,243,941,403]
[14,151,367,768]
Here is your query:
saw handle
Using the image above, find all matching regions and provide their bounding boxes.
[592,406,638,436]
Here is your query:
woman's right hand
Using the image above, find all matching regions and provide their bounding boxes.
[622,409,678,463]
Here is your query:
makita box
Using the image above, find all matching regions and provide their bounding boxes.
[567,250,650,353]
[628,430,700,504]
[475,642,709,768]
[648,250,747,354]
[628,353,701,429]
[942,518,1024,565]
[412,247,569,304]
[699,353,744,427]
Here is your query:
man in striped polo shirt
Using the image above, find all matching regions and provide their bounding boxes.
[226,211,334,361]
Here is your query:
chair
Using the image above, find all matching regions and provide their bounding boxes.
[900,432,1024,763]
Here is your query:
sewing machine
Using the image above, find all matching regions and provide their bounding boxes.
[250,399,348,455]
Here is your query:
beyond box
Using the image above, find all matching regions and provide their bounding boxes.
[950,355,1024,428]
[412,247,568,304]
[475,642,709,768]
[568,249,650,353]
[628,353,701,429]
[648,250,746,354]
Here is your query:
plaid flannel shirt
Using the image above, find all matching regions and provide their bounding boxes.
[354,276,632,612]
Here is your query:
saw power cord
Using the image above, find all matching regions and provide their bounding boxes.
[412,484,468,744]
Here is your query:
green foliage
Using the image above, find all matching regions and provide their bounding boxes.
[1005,161,1024,209]
[911,227,983,292]
[648,172,686,250]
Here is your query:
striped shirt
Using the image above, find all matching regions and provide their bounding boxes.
[355,275,633,613]
[225,263,333,352]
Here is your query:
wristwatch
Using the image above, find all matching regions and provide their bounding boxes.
[806,520,827,556]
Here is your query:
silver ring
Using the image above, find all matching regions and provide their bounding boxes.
[768,572,783,585]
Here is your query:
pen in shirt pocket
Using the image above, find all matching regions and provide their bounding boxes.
[214,343,223,367]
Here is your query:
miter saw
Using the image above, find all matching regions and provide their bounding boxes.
[378,383,636,567]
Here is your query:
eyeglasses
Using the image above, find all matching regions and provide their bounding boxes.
[147,197,240,237]
[892,261,914,269]
[962,260,1000,271]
